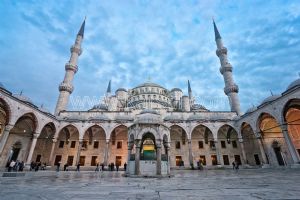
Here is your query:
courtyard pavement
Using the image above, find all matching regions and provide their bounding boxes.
[0,169,299,200]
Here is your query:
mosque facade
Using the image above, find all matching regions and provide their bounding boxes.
[0,20,299,175]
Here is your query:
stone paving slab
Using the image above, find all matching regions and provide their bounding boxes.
[0,169,300,199]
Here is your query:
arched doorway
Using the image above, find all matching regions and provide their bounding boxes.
[191,125,213,167]
[217,125,241,166]
[170,125,189,168]
[283,99,300,158]
[1,113,37,167]
[0,99,10,137]
[258,113,290,166]
[108,125,128,168]
[241,122,261,165]
[53,125,79,166]
[32,122,56,165]
[81,125,106,167]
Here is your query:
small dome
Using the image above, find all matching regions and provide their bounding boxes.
[91,103,108,111]
[140,108,159,115]
[191,104,208,111]
[170,88,182,92]
[245,106,257,114]
[116,88,127,92]
[286,78,300,91]
[13,93,33,104]
[261,95,281,105]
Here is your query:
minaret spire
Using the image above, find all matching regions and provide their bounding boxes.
[213,20,221,40]
[106,80,111,95]
[188,80,192,99]
[54,19,85,115]
[78,17,86,37]
[213,20,241,115]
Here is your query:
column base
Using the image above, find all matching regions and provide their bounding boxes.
[291,163,300,169]
[262,164,270,168]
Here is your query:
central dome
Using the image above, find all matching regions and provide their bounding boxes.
[133,82,166,89]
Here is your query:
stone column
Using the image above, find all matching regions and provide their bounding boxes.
[156,140,162,175]
[257,137,268,166]
[239,139,247,165]
[0,124,13,156]
[26,133,39,164]
[166,146,171,175]
[75,139,83,165]
[104,140,109,166]
[135,139,141,175]
[48,138,57,165]
[188,139,193,167]
[215,140,222,165]
[281,124,300,164]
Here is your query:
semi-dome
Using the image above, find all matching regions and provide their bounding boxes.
[170,88,182,92]
[286,78,300,91]
[140,108,159,115]
[91,103,108,111]
[13,93,33,104]
[136,109,162,124]
[261,95,281,105]
[116,88,127,92]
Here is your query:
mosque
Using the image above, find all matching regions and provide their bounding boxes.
[0,19,299,176]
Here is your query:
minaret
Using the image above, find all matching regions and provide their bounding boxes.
[213,20,241,115]
[54,19,85,115]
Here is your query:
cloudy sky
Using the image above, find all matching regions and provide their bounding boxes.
[0,0,300,113]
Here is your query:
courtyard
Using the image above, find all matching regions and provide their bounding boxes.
[0,169,299,200]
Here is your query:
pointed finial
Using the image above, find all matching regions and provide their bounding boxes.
[298,72,300,78]
[147,76,152,83]
[213,19,221,40]
[78,17,86,37]
[270,90,273,96]
[106,80,111,94]
[20,90,23,96]
[188,80,192,93]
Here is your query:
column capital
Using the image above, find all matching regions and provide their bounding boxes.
[33,133,40,139]
[5,124,14,132]
[238,138,244,143]
[280,124,288,132]
[52,138,57,143]
[135,139,141,147]
[78,139,83,144]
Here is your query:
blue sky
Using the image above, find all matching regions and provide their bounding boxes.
[0,0,300,113]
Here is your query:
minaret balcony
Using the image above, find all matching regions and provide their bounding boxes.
[70,45,82,55]
[219,63,233,74]
[224,84,239,95]
[216,47,227,57]
[59,82,74,93]
[65,63,78,73]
